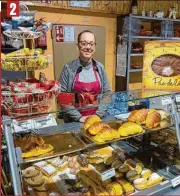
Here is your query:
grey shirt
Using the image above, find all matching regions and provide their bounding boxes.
[59,58,111,122]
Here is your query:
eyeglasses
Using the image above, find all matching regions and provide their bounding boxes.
[79,41,96,48]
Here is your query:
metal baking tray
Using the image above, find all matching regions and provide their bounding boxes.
[15,132,86,163]
[80,121,145,145]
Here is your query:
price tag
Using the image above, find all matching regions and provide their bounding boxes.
[171,176,180,187]
[161,96,172,106]
[7,0,20,17]
[176,95,180,103]
[101,168,116,181]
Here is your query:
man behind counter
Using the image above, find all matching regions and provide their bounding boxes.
[59,30,111,123]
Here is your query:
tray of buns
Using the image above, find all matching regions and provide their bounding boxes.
[80,115,145,144]
[14,132,86,162]
[127,109,172,131]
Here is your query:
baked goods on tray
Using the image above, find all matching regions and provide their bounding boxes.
[128,109,171,129]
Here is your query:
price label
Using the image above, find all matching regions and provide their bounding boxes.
[7,0,20,17]
[171,176,180,187]
[161,96,172,106]
[101,168,116,181]
[176,95,180,103]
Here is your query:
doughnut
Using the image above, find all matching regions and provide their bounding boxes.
[22,167,40,178]
[25,174,45,187]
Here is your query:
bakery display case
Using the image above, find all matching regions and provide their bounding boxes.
[2,90,180,195]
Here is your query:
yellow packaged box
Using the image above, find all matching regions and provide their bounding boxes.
[143,41,180,90]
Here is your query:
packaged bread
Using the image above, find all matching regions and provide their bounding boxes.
[118,122,143,137]
[42,165,57,176]
[84,115,102,131]
[88,122,110,135]
[34,161,48,169]
[47,157,68,170]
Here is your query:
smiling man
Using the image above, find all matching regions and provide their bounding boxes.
[59,30,110,123]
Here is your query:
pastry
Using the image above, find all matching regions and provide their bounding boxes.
[117,179,135,194]
[88,122,110,135]
[84,115,102,131]
[146,111,161,129]
[107,182,123,195]
[22,167,40,178]
[151,54,180,77]
[105,156,114,166]
[126,170,140,182]
[42,165,57,176]
[111,160,123,170]
[33,182,49,192]
[22,144,53,158]
[147,173,163,188]
[115,171,124,178]
[118,122,143,137]
[141,168,152,179]
[135,109,148,125]
[128,110,138,122]
[133,178,148,190]
[118,163,131,173]
[25,174,45,187]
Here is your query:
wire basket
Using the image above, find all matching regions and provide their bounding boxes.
[2,102,51,118]
[2,55,52,71]
[3,30,43,39]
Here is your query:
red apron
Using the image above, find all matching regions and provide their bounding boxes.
[73,65,101,116]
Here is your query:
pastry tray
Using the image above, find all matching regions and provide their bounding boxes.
[80,121,145,145]
[17,132,86,163]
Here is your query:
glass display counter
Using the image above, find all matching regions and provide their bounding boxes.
[2,90,180,195]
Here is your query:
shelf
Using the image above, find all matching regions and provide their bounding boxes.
[132,36,165,39]
[130,14,180,23]
[130,53,144,56]
[130,69,143,72]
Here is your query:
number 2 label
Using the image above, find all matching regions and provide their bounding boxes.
[7,0,20,17]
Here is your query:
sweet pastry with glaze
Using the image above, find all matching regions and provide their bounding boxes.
[147,173,163,188]
[22,166,40,178]
[84,115,102,131]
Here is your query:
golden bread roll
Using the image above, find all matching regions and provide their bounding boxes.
[135,109,148,125]
[84,115,102,131]
[118,122,143,137]
[128,110,138,122]
[146,111,161,129]
[88,122,110,135]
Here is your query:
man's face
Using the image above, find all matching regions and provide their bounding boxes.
[78,32,96,59]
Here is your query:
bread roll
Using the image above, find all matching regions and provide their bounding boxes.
[84,115,102,131]
[146,111,161,129]
[128,110,138,122]
[88,122,110,135]
[135,109,148,125]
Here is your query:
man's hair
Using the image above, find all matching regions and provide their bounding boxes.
[78,30,96,43]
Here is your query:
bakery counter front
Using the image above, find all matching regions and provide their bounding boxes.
[2,90,180,195]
